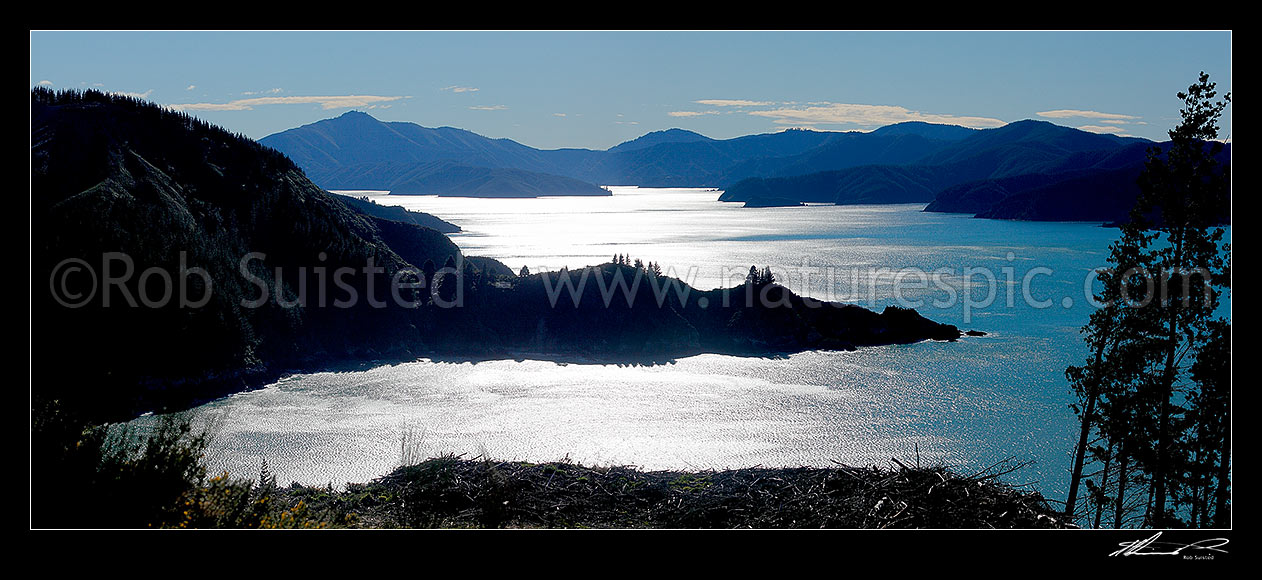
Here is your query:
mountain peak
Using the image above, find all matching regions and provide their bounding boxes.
[870,121,977,141]
[334,110,378,122]
[990,118,1109,140]
[1004,118,1055,128]
[608,128,713,153]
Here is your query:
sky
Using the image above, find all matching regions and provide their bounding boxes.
[30,31,1232,150]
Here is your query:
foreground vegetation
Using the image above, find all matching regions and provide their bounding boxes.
[31,403,332,529]
[283,455,1066,529]
[31,406,1064,529]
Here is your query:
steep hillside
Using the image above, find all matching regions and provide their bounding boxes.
[32,89,462,418]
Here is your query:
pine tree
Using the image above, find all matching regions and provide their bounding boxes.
[1064,72,1230,528]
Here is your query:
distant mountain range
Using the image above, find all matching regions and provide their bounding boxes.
[720,120,1160,214]
[261,111,1229,224]
[260,112,984,191]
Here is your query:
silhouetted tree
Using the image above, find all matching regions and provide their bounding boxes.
[1064,72,1230,528]
[744,265,778,287]
[436,256,459,304]
[1186,319,1230,527]
[421,259,437,303]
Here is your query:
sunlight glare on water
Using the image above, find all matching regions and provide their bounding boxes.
[129,187,1230,498]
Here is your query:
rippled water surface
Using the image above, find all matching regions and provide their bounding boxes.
[129,187,1230,499]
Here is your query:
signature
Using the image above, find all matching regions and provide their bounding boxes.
[1109,532,1230,557]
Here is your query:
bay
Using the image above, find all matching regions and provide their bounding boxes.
[128,187,1230,501]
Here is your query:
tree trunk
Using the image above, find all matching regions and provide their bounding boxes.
[1154,346,1176,527]
[1144,478,1155,527]
[1065,335,1111,521]
[1065,385,1099,521]
[1153,236,1186,528]
[1213,430,1230,527]
[1114,448,1128,528]
[1094,444,1112,529]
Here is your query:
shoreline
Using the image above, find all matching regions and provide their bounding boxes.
[116,330,981,422]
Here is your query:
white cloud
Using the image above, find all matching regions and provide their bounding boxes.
[1076,124,1133,136]
[241,88,283,96]
[110,89,154,99]
[615,121,640,125]
[553,113,566,117]
[442,86,479,93]
[169,94,409,111]
[1036,110,1146,136]
[37,80,54,86]
[469,104,507,111]
[668,110,720,117]
[1036,109,1140,121]
[695,99,774,107]
[748,102,1006,129]
[186,84,196,91]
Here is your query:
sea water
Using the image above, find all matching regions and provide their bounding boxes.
[129,187,1231,501]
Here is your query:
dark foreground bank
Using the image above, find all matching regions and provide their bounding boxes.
[279,456,1067,529]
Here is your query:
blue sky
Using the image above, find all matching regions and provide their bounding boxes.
[30,31,1232,150]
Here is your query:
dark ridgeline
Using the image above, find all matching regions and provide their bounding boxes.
[31,88,966,424]
[724,120,1230,225]
[259,110,612,195]
[333,193,462,233]
[260,113,978,191]
[32,87,462,419]
[384,161,610,197]
[723,121,1138,203]
[928,142,1232,225]
[264,110,1230,224]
